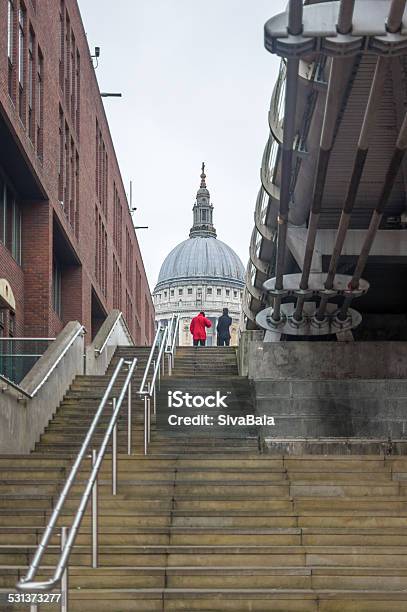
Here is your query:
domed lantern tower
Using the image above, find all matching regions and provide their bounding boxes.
[153,164,245,346]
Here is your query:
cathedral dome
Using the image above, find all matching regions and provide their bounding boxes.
[154,163,245,292]
[155,236,244,290]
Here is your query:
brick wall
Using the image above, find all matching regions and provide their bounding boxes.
[0,0,154,344]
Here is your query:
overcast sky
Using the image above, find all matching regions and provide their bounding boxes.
[78,0,287,289]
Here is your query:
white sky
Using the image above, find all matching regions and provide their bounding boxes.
[78,0,287,289]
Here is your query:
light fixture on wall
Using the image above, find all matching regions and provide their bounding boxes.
[101,92,122,98]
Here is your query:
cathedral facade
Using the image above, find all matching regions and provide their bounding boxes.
[153,165,245,346]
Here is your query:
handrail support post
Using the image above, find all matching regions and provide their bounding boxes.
[127,381,132,455]
[148,396,151,444]
[112,398,117,496]
[144,395,148,455]
[153,360,157,414]
[60,526,68,612]
[91,449,98,568]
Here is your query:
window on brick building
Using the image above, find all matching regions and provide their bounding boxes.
[64,122,69,209]
[126,228,133,290]
[18,4,26,123]
[9,312,16,337]
[58,107,77,234]
[65,12,70,108]
[0,311,4,337]
[95,122,99,196]
[36,48,43,160]
[8,0,14,99]
[52,258,62,318]
[58,107,64,200]
[144,296,149,342]
[134,317,141,345]
[75,152,79,237]
[113,183,122,255]
[59,2,64,89]
[75,50,80,135]
[0,170,22,266]
[95,207,107,296]
[70,32,75,124]
[69,138,75,228]
[96,122,108,216]
[126,291,133,332]
[135,264,141,316]
[0,178,5,248]
[28,28,34,142]
[113,256,122,309]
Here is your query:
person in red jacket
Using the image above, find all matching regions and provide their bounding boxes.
[190,311,212,346]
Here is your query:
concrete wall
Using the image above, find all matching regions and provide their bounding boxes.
[0,311,135,455]
[0,322,85,454]
[85,310,133,376]
[248,341,407,380]
[245,340,407,450]
[238,330,264,376]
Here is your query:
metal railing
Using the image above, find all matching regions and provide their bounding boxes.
[138,313,180,455]
[17,356,137,611]
[0,327,85,398]
[94,311,132,356]
[165,313,180,375]
[139,325,169,454]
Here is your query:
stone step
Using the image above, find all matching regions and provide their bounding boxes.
[3,587,407,612]
[6,565,407,591]
[7,344,407,608]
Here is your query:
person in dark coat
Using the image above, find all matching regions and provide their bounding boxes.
[190,311,212,346]
[217,308,232,346]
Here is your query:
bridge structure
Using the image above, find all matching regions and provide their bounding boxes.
[244,0,407,342]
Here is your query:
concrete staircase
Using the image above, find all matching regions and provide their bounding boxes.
[2,346,407,609]
[157,347,258,441]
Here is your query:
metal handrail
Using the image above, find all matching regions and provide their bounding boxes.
[95,311,129,356]
[17,356,137,598]
[0,374,31,398]
[31,326,86,397]
[165,314,175,351]
[0,326,85,399]
[150,329,168,394]
[139,325,164,395]
[139,326,169,454]
[165,313,180,376]
[169,315,180,355]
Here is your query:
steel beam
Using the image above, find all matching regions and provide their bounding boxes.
[272,1,303,322]
[387,0,407,33]
[288,0,303,35]
[293,57,354,321]
[316,56,389,320]
[337,0,355,35]
[339,109,407,319]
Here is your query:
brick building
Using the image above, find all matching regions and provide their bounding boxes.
[0,0,154,343]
